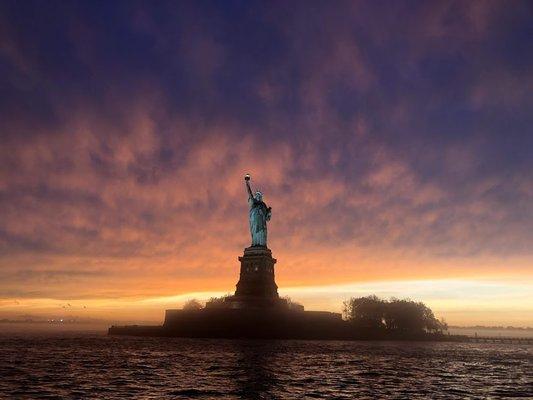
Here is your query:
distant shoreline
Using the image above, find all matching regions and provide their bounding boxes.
[2,319,533,341]
[2,322,532,342]
[448,325,532,331]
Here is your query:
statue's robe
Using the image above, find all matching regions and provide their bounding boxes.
[248,198,270,246]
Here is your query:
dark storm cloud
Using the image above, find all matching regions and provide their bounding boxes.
[0,0,532,298]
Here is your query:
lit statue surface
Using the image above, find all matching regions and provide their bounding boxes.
[245,174,272,247]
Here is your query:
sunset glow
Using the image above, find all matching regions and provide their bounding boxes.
[1,1,532,326]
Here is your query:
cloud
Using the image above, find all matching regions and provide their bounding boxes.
[0,1,531,314]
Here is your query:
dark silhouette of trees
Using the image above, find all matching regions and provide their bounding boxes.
[182,298,203,310]
[205,294,233,308]
[343,295,447,335]
[282,296,304,311]
[342,295,385,329]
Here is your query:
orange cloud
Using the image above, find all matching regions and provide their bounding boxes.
[0,1,531,326]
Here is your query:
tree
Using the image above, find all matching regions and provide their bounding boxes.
[343,295,385,329]
[182,298,203,310]
[383,299,426,333]
[283,296,304,311]
[205,294,232,308]
[343,295,447,335]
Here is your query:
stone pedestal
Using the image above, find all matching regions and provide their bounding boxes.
[236,246,278,298]
[214,246,288,309]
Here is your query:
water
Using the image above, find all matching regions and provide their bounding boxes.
[448,327,533,339]
[0,332,531,399]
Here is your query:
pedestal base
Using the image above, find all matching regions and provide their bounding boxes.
[206,246,290,310]
[220,295,288,309]
[109,307,346,339]
[235,246,279,298]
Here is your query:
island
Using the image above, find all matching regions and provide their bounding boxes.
[109,175,451,341]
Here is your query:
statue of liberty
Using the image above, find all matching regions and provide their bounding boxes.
[245,174,272,247]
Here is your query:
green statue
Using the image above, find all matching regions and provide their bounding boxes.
[245,174,272,247]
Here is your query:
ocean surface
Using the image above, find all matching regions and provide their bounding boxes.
[0,331,531,399]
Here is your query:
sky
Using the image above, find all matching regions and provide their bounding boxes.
[1,1,532,326]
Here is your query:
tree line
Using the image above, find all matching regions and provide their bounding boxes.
[183,294,448,336]
[343,295,447,334]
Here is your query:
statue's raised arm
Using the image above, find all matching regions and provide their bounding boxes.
[245,174,253,200]
[244,174,270,247]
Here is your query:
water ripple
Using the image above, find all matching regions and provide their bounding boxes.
[0,334,531,399]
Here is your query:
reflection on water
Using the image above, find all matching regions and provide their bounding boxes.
[0,333,531,399]
[235,341,279,399]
